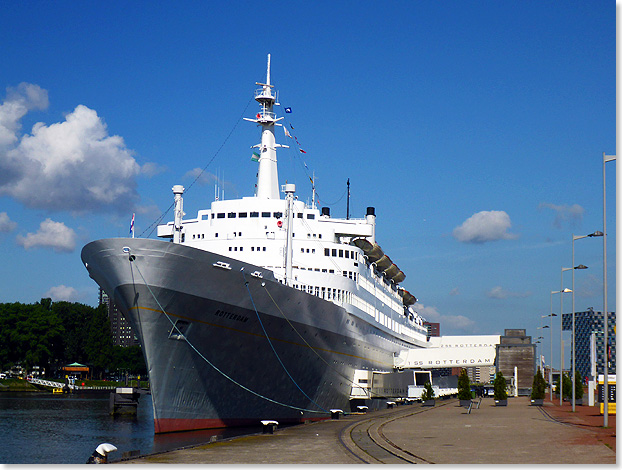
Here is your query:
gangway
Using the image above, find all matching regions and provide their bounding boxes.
[27,377,116,391]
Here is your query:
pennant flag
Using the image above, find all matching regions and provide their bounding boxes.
[129,213,135,238]
[251,152,260,162]
[289,123,295,130]
[256,113,261,119]
[284,107,292,113]
[283,127,292,138]
[299,148,307,154]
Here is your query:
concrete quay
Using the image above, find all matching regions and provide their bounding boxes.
[119,396,615,465]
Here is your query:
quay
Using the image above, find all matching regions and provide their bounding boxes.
[119,396,615,464]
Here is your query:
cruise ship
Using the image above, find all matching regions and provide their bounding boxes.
[81,56,430,433]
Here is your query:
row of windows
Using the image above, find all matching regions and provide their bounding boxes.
[324,247,358,260]
[209,211,317,220]
[228,246,267,252]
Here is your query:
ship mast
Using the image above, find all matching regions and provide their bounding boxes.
[244,54,285,199]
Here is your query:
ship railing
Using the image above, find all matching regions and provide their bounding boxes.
[254,88,275,100]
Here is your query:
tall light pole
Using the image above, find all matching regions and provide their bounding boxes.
[553,287,572,405]
[571,231,602,412]
[602,153,616,427]
[543,308,557,401]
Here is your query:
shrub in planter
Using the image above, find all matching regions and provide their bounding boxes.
[457,369,472,406]
[530,367,546,405]
[493,372,507,405]
[421,381,435,406]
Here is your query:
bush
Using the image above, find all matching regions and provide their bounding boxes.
[531,367,546,400]
[493,372,507,400]
[421,381,435,401]
[457,369,472,400]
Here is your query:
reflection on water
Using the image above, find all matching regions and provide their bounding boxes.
[0,392,261,464]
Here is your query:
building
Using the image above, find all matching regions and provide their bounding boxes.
[99,288,139,347]
[466,365,495,385]
[496,329,535,395]
[562,308,616,380]
[423,321,440,338]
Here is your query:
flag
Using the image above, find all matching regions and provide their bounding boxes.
[129,213,135,238]
[299,148,306,154]
[251,152,260,162]
[289,123,295,130]
[256,113,261,119]
[284,107,292,113]
[283,127,292,138]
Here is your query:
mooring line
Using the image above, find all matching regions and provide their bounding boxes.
[129,256,327,414]
[261,284,372,401]
[241,269,329,414]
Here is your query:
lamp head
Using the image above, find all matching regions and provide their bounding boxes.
[575,264,588,270]
[589,231,604,237]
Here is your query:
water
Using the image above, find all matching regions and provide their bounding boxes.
[0,392,259,464]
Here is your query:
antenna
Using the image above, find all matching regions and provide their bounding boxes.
[266,53,271,86]
[346,178,350,220]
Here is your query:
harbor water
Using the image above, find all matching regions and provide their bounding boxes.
[0,392,258,464]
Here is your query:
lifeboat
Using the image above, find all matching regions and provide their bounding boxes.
[375,255,392,271]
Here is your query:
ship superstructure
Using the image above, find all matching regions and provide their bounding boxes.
[82,55,428,433]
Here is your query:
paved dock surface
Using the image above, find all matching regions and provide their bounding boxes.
[119,396,615,464]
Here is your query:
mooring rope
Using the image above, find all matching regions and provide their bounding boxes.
[241,269,329,413]
[261,284,371,401]
[129,256,328,414]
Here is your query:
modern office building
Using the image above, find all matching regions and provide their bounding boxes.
[99,288,139,347]
[562,308,616,380]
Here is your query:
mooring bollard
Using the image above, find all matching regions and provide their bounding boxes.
[356,405,368,413]
[330,409,343,419]
[386,401,396,409]
[261,420,279,434]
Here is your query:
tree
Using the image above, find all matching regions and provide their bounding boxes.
[493,372,508,400]
[421,381,435,401]
[531,367,546,400]
[457,369,472,400]
[574,371,584,400]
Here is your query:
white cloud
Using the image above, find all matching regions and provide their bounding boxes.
[449,287,460,296]
[0,84,142,213]
[0,212,17,232]
[45,284,79,302]
[184,168,217,186]
[486,286,531,299]
[17,218,77,252]
[140,161,167,177]
[538,202,584,229]
[414,302,476,334]
[452,210,519,244]
[0,83,48,148]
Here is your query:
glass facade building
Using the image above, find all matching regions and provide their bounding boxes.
[562,308,616,380]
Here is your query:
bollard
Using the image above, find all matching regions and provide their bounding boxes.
[386,401,396,409]
[261,420,279,434]
[356,405,368,413]
[330,409,343,419]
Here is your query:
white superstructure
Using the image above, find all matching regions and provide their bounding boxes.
[156,55,427,346]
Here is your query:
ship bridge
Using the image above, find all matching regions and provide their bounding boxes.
[393,335,501,369]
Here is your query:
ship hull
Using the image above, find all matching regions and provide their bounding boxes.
[82,238,412,433]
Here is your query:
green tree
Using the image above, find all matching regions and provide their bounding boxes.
[574,371,584,399]
[457,369,472,400]
[493,372,508,400]
[531,367,546,400]
[421,381,435,401]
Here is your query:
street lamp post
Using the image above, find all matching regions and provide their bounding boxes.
[602,153,615,428]
[542,308,557,402]
[552,287,572,405]
[570,232,602,412]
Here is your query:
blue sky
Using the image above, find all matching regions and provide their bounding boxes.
[0,2,616,368]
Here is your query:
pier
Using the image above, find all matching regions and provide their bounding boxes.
[119,396,615,464]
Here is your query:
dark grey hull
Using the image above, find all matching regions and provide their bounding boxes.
[81,238,416,433]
